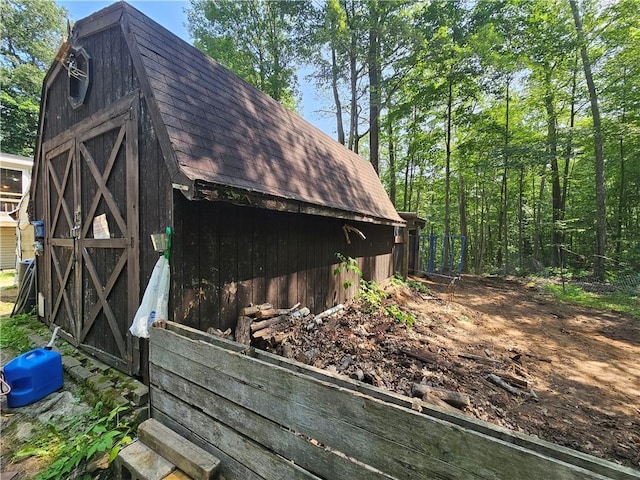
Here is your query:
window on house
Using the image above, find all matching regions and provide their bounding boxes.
[0,168,23,212]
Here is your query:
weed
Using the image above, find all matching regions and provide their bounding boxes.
[385,304,415,327]
[333,253,362,290]
[359,279,415,327]
[16,402,133,480]
[392,274,430,294]
[545,283,640,319]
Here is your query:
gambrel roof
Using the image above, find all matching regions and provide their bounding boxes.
[70,2,403,225]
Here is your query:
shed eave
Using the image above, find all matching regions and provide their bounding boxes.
[192,181,405,227]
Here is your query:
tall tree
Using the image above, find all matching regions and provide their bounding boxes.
[0,0,66,156]
[569,0,606,280]
[187,0,311,108]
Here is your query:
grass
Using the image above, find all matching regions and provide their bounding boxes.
[0,313,49,354]
[544,283,640,320]
[0,269,17,316]
[0,269,16,287]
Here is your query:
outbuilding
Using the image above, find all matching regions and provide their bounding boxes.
[31,2,403,375]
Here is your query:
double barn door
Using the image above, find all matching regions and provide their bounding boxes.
[42,95,140,374]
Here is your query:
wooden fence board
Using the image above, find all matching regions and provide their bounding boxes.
[151,388,322,480]
[151,410,266,480]
[151,366,395,480]
[161,322,639,480]
[148,326,636,480]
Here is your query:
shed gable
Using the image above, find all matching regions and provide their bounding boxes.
[116,3,402,225]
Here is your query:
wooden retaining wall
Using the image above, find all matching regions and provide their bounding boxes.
[149,322,639,480]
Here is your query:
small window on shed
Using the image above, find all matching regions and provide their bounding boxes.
[65,47,91,109]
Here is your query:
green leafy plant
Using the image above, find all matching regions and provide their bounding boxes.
[391,274,431,294]
[385,304,415,327]
[545,283,640,319]
[334,253,362,290]
[359,279,415,327]
[16,402,133,480]
[359,279,387,310]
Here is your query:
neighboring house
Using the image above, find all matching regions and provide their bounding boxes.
[0,152,33,270]
[31,2,403,375]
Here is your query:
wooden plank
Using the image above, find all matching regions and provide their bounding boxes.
[276,214,288,309]
[151,367,395,480]
[151,388,322,480]
[218,205,238,330]
[251,210,266,305]
[236,207,253,313]
[151,410,266,480]
[138,419,220,480]
[287,214,298,308]
[150,326,635,480]
[264,212,278,307]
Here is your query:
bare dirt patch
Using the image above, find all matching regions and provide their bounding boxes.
[262,275,640,469]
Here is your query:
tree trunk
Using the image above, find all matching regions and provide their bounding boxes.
[501,78,510,274]
[388,117,396,206]
[544,63,562,267]
[570,0,607,280]
[331,45,345,145]
[459,173,468,273]
[368,1,380,174]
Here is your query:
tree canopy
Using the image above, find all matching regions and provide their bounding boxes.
[1,0,66,156]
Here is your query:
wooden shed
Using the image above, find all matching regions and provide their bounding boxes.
[31,2,403,375]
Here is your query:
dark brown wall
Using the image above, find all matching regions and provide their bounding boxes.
[171,195,394,332]
[34,25,173,301]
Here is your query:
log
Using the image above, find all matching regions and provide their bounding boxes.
[250,315,288,333]
[400,346,437,364]
[235,316,252,345]
[240,305,260,317]
[458,352,499,365]
[252,321,292,340]
[255,308,280,319]
[291,307,310,318]
[497,373,528,389]
[411,384,470,410]
[410,390,459,414]
[240,303,272,317]
[313,304,345,322]
[277,302,301,315]
[487,374,520,395]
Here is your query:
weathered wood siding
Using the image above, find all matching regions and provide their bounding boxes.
[149,323,638,480]
[171,196,394,332]
[33,24,173,374]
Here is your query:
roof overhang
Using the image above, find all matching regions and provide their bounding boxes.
[192,181,405,227]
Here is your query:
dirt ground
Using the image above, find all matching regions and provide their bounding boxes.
[263,275,640,469]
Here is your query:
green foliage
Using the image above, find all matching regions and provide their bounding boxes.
[0,314,45,353]
[333,253,362,290]
[359,279,388,310]
[187,0,312,108]
[16,402,133,480]
[545,283,640,320]
[1,0,67,155]
[391,274,431,294]
[359,279,415,327]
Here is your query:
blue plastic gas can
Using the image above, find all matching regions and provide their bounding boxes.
[4,348,63,408]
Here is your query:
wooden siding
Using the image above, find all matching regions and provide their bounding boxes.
[171,196,394,332]
[149,323,638,480]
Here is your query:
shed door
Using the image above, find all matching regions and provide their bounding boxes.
[44,99,139,374]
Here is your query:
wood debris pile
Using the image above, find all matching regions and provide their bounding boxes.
[202,276,640,468]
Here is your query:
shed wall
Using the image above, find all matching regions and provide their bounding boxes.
[171,196,394,332]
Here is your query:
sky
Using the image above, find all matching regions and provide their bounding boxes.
[57,0,335,137]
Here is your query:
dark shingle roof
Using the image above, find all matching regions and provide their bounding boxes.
[75,2,402,225]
